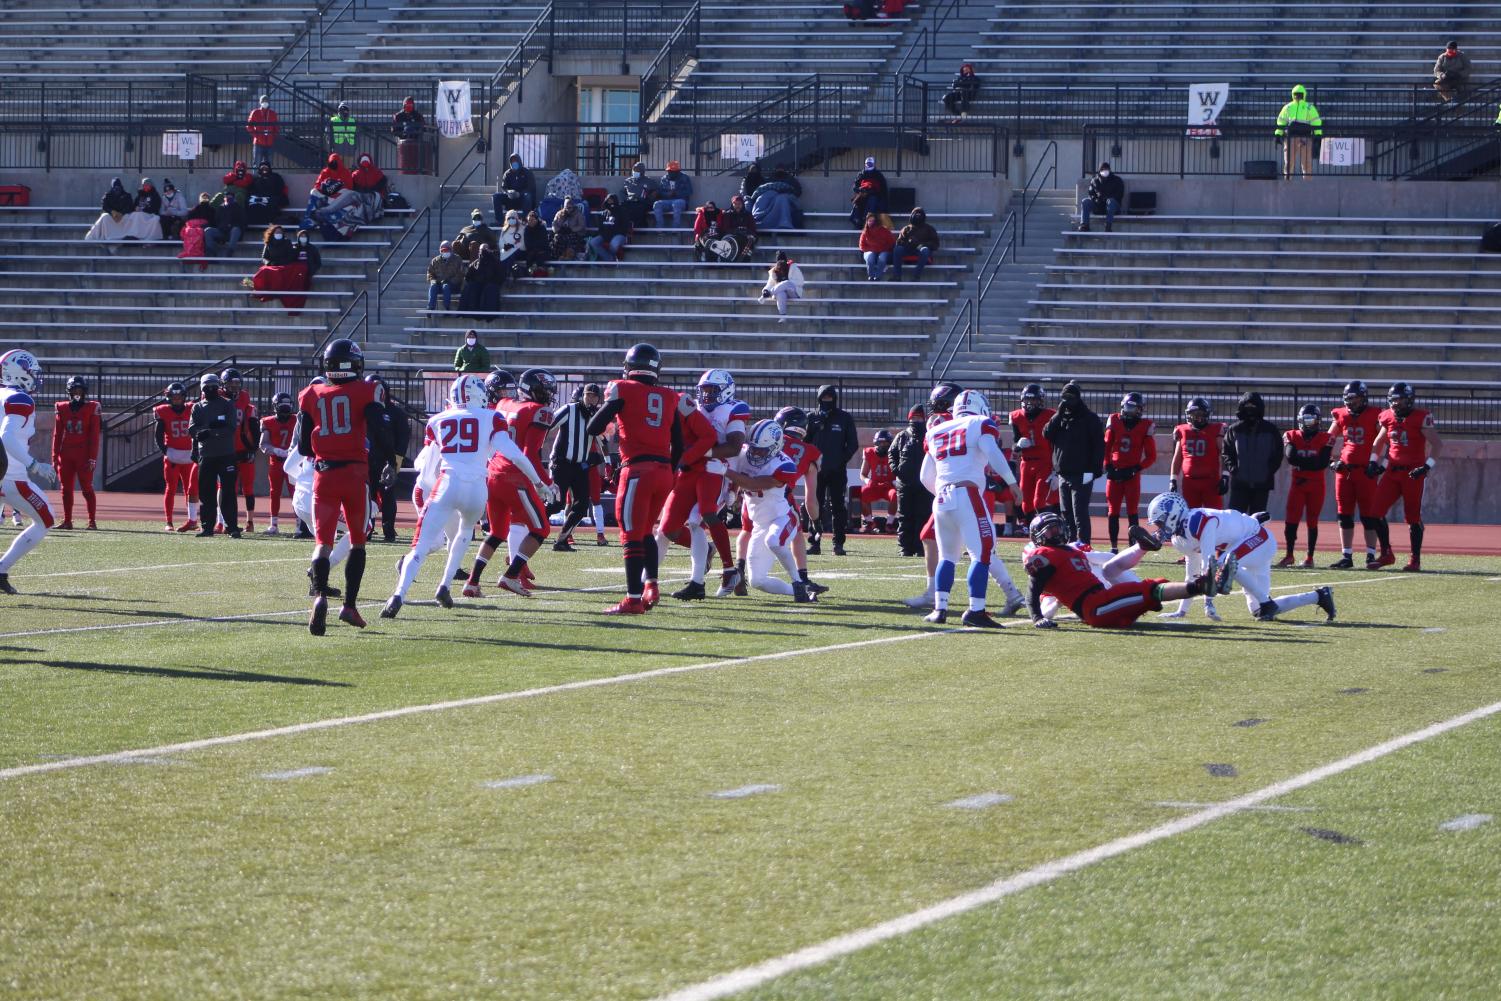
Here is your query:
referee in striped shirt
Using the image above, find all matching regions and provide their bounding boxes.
[549,383,603,551]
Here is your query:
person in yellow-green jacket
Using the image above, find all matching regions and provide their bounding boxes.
[1275,84,1323,179]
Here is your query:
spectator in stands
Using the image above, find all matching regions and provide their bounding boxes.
[693,200,725,262]
[497,209,527,280]
[850,157,889,228]
[351,154,388,196]
[522,210,550,275]
[87,177,161,247]
[260,224,295,266]
[246,224,313,309]
[313,154,354,195]
[392,96,425,139]
[222,161,254,203]
[540,168,583,223]
[740,161,764,199]
[1274,85,1323,180]
[719,193,757,260]
[329,102,357,153]
[454,329,490,372]
[427,240,464,311]
[294,229,321,277]
[943,63,980,122]
[134,178,161,216]
[891,207,938,280]
[186,191,215,227]
[619,162,658,229]
[1224,392,1282,515]
[587,194,632,261]
[247,95,279,167]
[1078,161,1124,232]
[749,167,804,230]
[1043,381,1104,545]
[459,244,503,312]
[100,178,133,221]
[551,196,587,260]
[245,161,290,227]
[203,191,247,258]
[859,213,896,280]
[759,250,804,323]
[158,179,189,239]
[179,195,212,266]
[454,208,498,262]
[1434,40,1471,101]
[494,153,537,222]
[654,160,693,229]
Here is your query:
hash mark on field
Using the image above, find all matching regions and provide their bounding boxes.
[483,773,554,790]
[1299,826,1363,845]
[1423,627,1447,634]
[259,766,332,781]
[710,784,781,800]
[945,792,1013,811]
[1438,813,1492,832]
[1204,763,1238,778]
[1153,801,1313,814]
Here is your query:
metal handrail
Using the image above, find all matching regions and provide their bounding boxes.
[930,299,975,383]
[437,158,487,238]
[313,289,369,362]
[489,3,553,106]
[639,1,701,122]
[377,208,432,322]
[1018,140,1057,243]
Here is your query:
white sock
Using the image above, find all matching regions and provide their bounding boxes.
[689,524,710,584]
[1274,591,1320,614]
[0,520,47,573]
[987,560,1024,601]
[188,501,199,520]
[592,504,606,532]
[506,524,527,565]
[330,530,352,569]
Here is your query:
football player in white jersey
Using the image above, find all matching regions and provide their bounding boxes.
[725,419,815,603]
[917,389,1024,627]
[661,368,749,600]
[1147,492,1336,622]
[382,375,546,618]
[0,349,58,594]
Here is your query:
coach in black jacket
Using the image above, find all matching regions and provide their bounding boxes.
[807,384,859,555]
[1224,391,1282,515]
[890,404,931,557]
[1043,382,1104,544]
[367,382,412,542]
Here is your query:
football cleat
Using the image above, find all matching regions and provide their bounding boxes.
[552,539,576,552]
[1276,554,1296,568]
[902,588,936,608]
[498,575,532,598]
[461,583,484,599]
[961,609,1003,629]
[604,596,648,615]
[1215,555,1239,595]
[833,543,846,556]
[793,581,816,603]
[923,609,947,624]
[338,605,367,629]
[454,566,471,580]
[1316,586,1337,621]
[1254,600,1279,622]
[435,586,453,608]
[734,573,748,597]
[60,520,74,531]
[164,523,175,532]
[716,566,742,597]
[596,534,609,546]
[195,528,215,538]
[804,578,829,595]
[262,524,279,535]
[1329,555,1355,569]
[380,596,402,619]
[1300,556,1315,568]
[1400,557,1422,573]
[0,574,15,595]
[308,596,328,636]
[999,593,1026,617]
[1371,549,1396,569]
[86,521,97,530]
[1159,608,1187,619]
[642,581,660,609]
[673,581,707,601]
[1204,603,1223,622]
[806,540,821,555]
[1127,524,1161,552]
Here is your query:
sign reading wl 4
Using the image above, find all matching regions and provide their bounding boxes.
[1187,82,1229,138]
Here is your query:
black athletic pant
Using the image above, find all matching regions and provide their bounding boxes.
[368,462,398,538]
[197,454,239,532]
[1059,475,1093,545]
[1228,482,1271,517]
[552,460,591,538]
[812,467,850,546]
[896,484,932,557]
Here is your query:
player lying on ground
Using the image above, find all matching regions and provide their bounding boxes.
[1146,492,1336,623]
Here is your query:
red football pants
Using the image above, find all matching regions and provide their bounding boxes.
[660,467,726,537]
[1018,459,1053,514]
[1284,472,1326,527]
[1080,579,1167,629]
[588,465,603,504]
[485,474,550,539]
[313,464,370,547]
[1180,476,1219,510]
[267,458,290,519]
[859,481,896,510]
[1375,466,1425,524]
[1334,467,1378,518]
[1104,474,1142,517]
[57,452,96,522]
[237,460,256,501]
[163,458,193,521]
[615,461,674,542]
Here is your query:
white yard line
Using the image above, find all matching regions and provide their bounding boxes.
[0,629,958,781]
[22,557,311,579]
[653,698,1501,1001]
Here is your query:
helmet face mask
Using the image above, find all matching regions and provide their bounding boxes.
[484,368,515,405]
[929,381,962,414]
[1342,380,1368,412]
[322,338,364,382]
[166,381,187,407]
[273,392,294,417]
[0,349,43,394]
[697,368,735,408]
[1028,512,1068,547]
[519,368,557,405]
[1298,403,1321,432]
[745,418,784,467]
[1120,392,1143,422]
[873,429,893,455]
[1147,492,1189,542]
[1388,382,1415,416]
[67,376,87,403]
[1185,397,1210,428]
[1021,383,1044,417]
[774,405,807,438]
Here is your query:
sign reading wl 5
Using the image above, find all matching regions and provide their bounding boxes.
[1187,83,1229,138]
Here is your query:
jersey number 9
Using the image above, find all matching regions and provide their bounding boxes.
[645,392,666,428]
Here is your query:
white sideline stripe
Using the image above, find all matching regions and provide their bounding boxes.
[0,630,956,781]
[1438,813,1492,832]
[1153,800,1313,814]
[259,766,332,780]
[23,557,309,579]
[653,698,1501,1001]
[483,773,554,790]
[946,792,1013,810]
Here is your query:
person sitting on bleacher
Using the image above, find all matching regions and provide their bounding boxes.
[522,210,551,276]
[351,154,388,197]
[693,201,726,262]
[1433,40,1471,102]
[844,0,905,20]
[158,179,189,240]
[312,154,354,196]
[850,157,889,228]
[740,161,764,200]
[551,196,587,261]
[891,207,939,281]
[497,209,528,280]
[134,178,161,217]
[759,250,805,323]
[942,63,980,123]
[494,153,537,223]
[260,224,296,266]
[859,213,896,280]
[719,194,758,261]
[459,244,503,313]
[427,241,465,311]
[203,191,246,258]
[245,162,290,228]
[453,208,498,262]
[221,161,254,204]
[539,168,583,224]
[619,162,658,230]
[749,167,804,231]
[1078,161,1124,233]
[100,178,133,221]
[86,177,163,247]
[654,161,693,229]
[294,229,321,278]
[587,194,632,262]
[246,224,313,312]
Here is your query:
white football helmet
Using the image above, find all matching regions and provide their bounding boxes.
[1147,492,1189,542]
[450,374,488,410]
[0,349,43,394]
[953,389,990,418]
[745,418,784,467]
[697,368,735,407]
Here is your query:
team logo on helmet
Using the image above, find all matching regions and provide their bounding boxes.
[1147,492,1190,542]
[450,375,488,410]
[0,349,43,394]
[745,419,785,467]
[697,368,735,408]
[953,389,990,419]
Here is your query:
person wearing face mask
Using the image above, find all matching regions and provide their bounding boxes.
[521,210,550,275]
[187,373,241,539]
[351,153,387,196]
[619,161,658,229]
[260,224,296,266]
[247,94,279,166]
[1043,382,1104,545]
[246,224,313,310]
[1223,391,1283,516]
[494,153,537,222]
[393,96,427,173]
[1078,162,1124,233]
[221,160,254,203]
[453,328,490,373]
[158,178,189,239]
[428,240,465,311]
[245,161,290,226]
[294,228,321,278]
[587,194,631,262]
[259,392,298,534]
[548,384,603,551]
[943,63,980,122]
[453,208,497,262]
[1103,392,1157,553]
[891,207,939,281]
[134,178,161,216]
[807,385,859,555]
[653,161,693,229]
[551,195,587,261]
[1433,40,1470,102]
[497,209,527,279]
[890,404,932,558]
[850,156,888,228]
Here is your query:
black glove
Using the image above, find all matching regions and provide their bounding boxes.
[1409,464,1430,480]
[1169,478,1180,494]
[1366,460,1384,479]
[1275,134,1285,145]
[1119,464,1139,480]
[1331,459,1348,472]
[1217,473,1230,496]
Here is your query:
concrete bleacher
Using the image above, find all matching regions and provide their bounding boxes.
[341,2,545,81]
[1011,213,1501,387]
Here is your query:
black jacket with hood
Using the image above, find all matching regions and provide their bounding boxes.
[1043,385,1105,478]
[808,384,859,469]
[1224,392,1283,488]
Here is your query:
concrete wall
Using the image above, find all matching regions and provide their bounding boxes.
[1070,175,1501,219]
[5,167,438,212]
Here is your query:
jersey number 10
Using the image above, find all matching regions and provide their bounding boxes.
[315,394,353,436]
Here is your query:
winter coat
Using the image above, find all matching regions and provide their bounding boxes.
[859,223,896,255]
[497,223,525,262]
[740,165,764,198]
[262,235,296,265]
[313,155,354,193]
[763,261,805,296]
[454,221,498,260]
[851,168,888,199]
[500,164,537,203]
[522,221,549,258]
[719,207,756,235]
[222,163,254,191]
[295,239,322,277]
[621,173,658,204]
[1086,172,1125,209]
[246,172,290,225]
[552,204,586,236]
[693,206,723,240]
[392,108,425,139]
[466,247,503,286]
[809,397,859,468]
[749,181,802,230]
[134,186,162,215]
[159,188,190,220]
[896,220,940,252]
[1224,392,1283,488]
[1435,50,1472,82]
[101,180,133,216]
[428,253,466,286]
[351,156,387,194]
[1043,402,1105,477]
[595,203,630,241]
[891,424,928,489]
[657,170,693,202]
[947,69,980,102]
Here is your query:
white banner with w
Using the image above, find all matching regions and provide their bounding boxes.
[436,80,474,138]
[1187,82,1229,138]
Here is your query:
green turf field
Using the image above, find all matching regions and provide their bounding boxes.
[1,521,1498,1000]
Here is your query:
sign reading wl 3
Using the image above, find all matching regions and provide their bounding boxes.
[1187,82,1229,138]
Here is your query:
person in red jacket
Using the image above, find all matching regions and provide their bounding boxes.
[312,154,354,195]
[1102,391,1157,553]
[858,212,896,280]
[222,160,254,195]
[246,95,279,167]
[1279,403,1332,567]
[51,375,101,530]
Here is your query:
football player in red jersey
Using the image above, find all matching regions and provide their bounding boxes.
[1102,391,1156,553]
[1026,512,1212,630]
[297,339,394,635]
[221,368,259,533]
[1325,379,1384,568]
[1279,404,1332,567]
[586,343,680,614]
[51,375,101,530]
[1009,383,1056,519]
[259,392,297,534]
[859,429,897,533]
[154,382,197,531]
[1370,382,1443,572]
[1170,397,1225,511]
[465,368,560,598]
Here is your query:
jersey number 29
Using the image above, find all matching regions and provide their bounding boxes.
[439,416,480,453]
